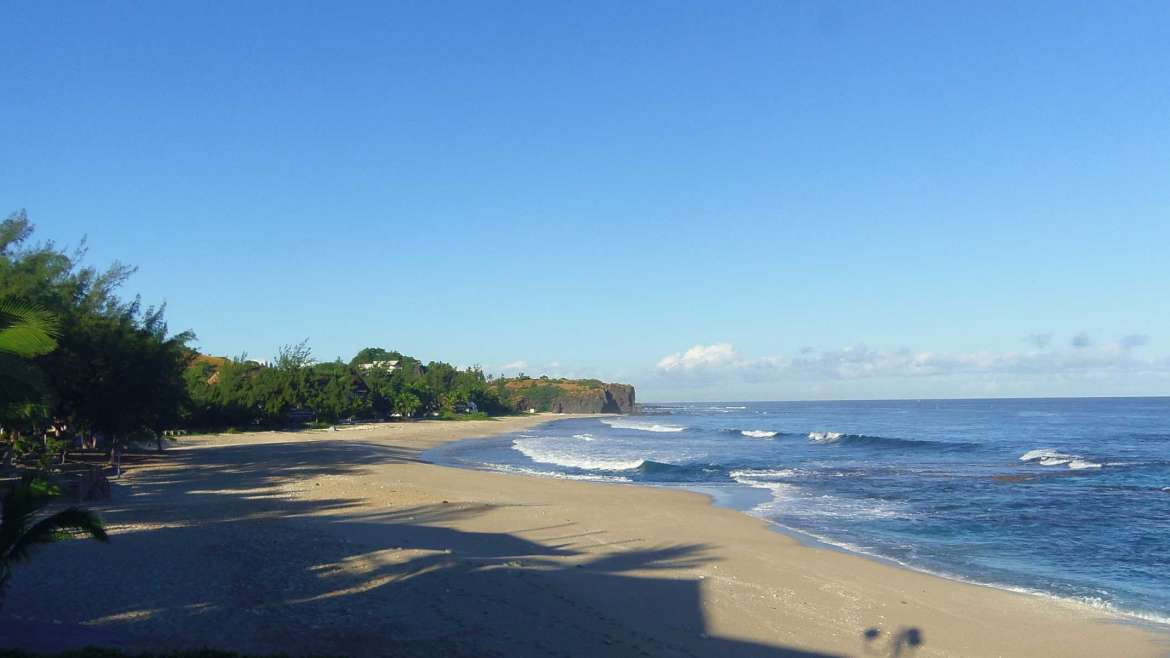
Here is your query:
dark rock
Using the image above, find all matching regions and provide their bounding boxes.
[602,383,636,413]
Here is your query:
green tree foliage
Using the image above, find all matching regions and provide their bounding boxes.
[0,213,585,437]
[349,347,401,368]
[0,302,59,431]
[185,344,514,428]
[0,211,193,451]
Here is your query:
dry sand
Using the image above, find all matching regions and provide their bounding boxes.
[3,415,1167,657]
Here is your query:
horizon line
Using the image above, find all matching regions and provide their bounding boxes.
[639,394,1170,405]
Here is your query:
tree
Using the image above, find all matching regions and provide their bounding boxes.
[38,301,194,454]
[393,391,421,418]
[349,347,401,369]
[1,211,195,455]
[0,302,59,420]
[274,339,313,371]
[0,302,60,461]
[0,474,108,610]
[307,361,369,422]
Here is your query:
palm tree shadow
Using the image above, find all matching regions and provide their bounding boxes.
[2,437,861,657]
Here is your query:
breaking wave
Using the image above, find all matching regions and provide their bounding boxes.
[729,468,801,479]
[601,418,687,433]
[483,463,631,483]
[730,469,912,520]
[512,438,644,471]
[1020,448,1103,470]
[808,431,971,450]
[741,430,779,439]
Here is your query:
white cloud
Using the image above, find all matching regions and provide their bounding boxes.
[656,343,739,371]
[501,360,528,371]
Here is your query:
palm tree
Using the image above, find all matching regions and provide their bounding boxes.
[0,301,60,463]
[0,474,109,610]
[0,301,108,610]
[0,301,60,416]
[0,301,60,357]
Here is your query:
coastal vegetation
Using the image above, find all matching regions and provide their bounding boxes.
[0,210,633,461]
[0,209,634,624]
[183,342,516,429]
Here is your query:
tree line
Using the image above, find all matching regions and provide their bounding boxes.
[0,211,516,464]
[184,343,514,430]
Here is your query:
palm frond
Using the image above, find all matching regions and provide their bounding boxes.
[0,476,108,612]
[7,507,108,563]
[0,301,60,358]
[0,477,45,559]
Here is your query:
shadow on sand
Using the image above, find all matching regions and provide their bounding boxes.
[2,438,917,657]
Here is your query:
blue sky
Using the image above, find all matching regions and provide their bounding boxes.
[3,2,1169,401]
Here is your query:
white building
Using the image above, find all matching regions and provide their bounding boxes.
[358,360,399,373]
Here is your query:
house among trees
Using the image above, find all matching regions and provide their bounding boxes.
[358,359,399,373]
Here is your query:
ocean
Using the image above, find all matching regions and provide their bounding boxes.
[424,397,1170,623]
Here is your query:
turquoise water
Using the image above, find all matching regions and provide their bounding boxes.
[425,398,1170,623]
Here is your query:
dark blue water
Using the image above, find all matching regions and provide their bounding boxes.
[425,398,1170,622]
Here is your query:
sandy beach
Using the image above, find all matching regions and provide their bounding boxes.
[4,415,1167,657]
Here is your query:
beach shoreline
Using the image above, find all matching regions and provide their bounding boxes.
[4,414,1168,657]
[430,420,1170,633]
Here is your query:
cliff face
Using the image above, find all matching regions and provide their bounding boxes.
[499,379,636,414]
[601,383,636,413]
[544,383,636,414]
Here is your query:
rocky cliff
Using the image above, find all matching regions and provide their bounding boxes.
[498,379,636,414]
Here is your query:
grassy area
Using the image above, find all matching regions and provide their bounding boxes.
[430,411,498,421]
[497,377,609,411]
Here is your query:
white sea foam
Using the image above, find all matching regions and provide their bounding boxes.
[741,430,778,439]
[512,439,644,471]
[483,463,631,483]
[730,469,908,520]
[572,433,595,441]
[601,418,686,433]
[808,431,845,443]
[1020,448,1066,462]
[1061,595,1170,626]
[729,468,800,480]
[1020,448,1102,470]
